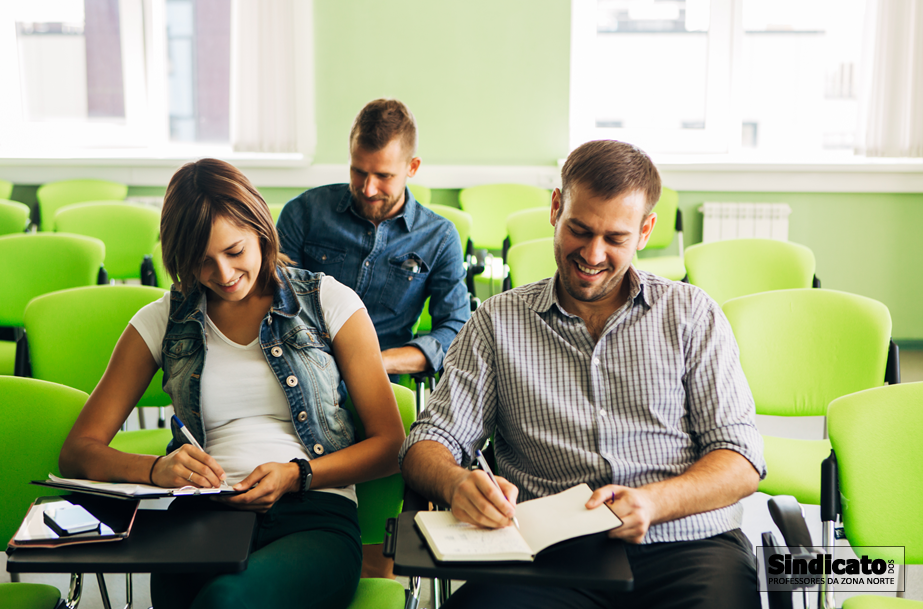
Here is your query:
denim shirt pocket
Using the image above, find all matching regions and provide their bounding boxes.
[302,241,347,279]
[378,253,430,315]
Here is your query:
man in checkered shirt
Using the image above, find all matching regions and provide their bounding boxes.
[399,140,766,609]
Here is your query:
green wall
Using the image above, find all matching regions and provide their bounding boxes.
[312,0,571,165]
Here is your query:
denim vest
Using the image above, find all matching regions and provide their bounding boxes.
[161,266,356,457]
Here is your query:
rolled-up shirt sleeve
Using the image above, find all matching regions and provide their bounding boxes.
[683,294,767,479]
[399,308,496,470]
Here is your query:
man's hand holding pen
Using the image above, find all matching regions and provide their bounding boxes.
[445,449,520,530]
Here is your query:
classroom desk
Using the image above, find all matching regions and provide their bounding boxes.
[389,511,634,592]
[7,509,256,609]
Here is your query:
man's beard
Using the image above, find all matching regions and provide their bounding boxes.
[350,187,402,224]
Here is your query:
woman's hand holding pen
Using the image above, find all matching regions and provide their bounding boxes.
[216,462,300,514]
[151,444,226,489]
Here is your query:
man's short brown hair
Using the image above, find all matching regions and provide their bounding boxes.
[349,98,417,157]
[560,140,662,217]
[161,158,290,296]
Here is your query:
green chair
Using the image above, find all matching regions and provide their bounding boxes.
[634,187,686,281]
[53,202,160,281]
[0,583,61,609]
[458,183,550,252]
[506,237,557,289]
[505,207,553,247]
[459,184,549,299]
[0,200,31,236]
[501,207,554,291]
[723,288,896,505]
[0,178,13,200]
[407,183,432,206]
[268,203,286,223]
[822,382,923,609]
[344,383,417,609]
[685,238,816,305]
[0,233,106,376]
[141,241,172,289]
[24,285,172,455]
[0,377,86,608]
[35,179,127,232]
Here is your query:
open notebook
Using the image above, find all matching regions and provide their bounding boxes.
[414,483,622,562]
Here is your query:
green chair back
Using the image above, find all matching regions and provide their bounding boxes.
[724,289,891,418]
[828,382,923,564]
[344,383,416,545]
[426,204,472,249]
[35,179,127,232]
[724,288,892,504]
[0,233,105,327]
[407,183,432,206]
[0,582,61,609]
[53,202,160,280]
[25,285,170,407]
[151,241,171,288]
[685,238,815,305]
[268,203,286,223]
[25,285,172,455]
[0,377,87,546]
[0,178,12,200]
[459,183,550,251]
[645,186,678,250]
[507,237,557,288]
[506,207,554,246]
[0,199,31,236]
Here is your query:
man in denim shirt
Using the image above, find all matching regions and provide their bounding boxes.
[277,98,469,378]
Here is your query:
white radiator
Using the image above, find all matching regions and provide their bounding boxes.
[699,202,792,243]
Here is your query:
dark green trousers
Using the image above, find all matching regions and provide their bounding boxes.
[151,491,362,609]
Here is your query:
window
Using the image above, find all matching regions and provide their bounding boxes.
[571,0,868,156]
[0,0,230,154]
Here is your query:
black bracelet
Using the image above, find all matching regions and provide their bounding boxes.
[149,455,163,486]
[289,458,312,501]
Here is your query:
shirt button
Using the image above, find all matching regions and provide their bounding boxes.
[367,230,372,236]
[364,260,370,267]
[321,255,327,261]
[599,409,607,418]
[297,411,308,422]
[593,357,600,366]
[271,346,283,357]
[286,375,298,387]
[313,444,325,455]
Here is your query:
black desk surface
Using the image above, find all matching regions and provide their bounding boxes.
[7,509,256,574]
[391,511,634,591]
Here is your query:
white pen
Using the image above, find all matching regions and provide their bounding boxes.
[475,449,520,530]
[172,415,228,488]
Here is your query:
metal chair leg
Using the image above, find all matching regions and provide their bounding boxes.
[405,575,422,609]
[62,573,84,609]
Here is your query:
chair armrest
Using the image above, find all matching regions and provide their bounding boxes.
[767,495,814,549]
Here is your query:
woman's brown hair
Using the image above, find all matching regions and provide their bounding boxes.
[160,158,290,296]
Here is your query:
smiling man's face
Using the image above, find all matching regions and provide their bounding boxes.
[551,182,656,312]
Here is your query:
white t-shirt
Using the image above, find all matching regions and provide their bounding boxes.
[130,275,365,503]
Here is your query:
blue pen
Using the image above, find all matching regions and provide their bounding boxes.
[172,415,228,488]
[475,449,520,530]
